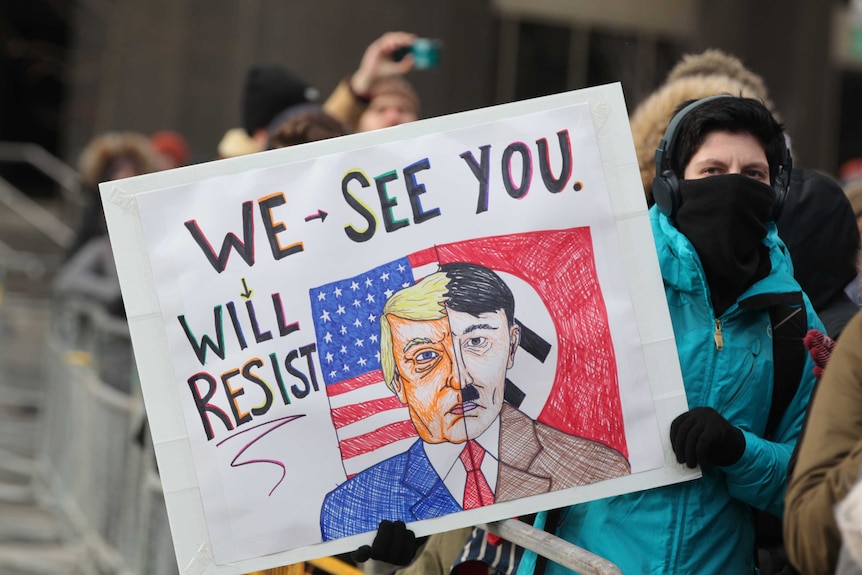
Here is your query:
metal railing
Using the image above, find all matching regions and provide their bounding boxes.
[0,141,83,290]
[0,175,75,250]
[0,141,86,220]
[484,519,622,575]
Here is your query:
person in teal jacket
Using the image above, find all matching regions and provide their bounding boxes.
[518,96,824,575]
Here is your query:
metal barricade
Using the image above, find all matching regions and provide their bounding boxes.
[39,297,177,575]
[0,141,186,574]
[128,464,178,575]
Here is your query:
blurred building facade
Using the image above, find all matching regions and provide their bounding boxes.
[58,0,857,174]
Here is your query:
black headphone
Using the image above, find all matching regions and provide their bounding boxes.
[652,94,793,220]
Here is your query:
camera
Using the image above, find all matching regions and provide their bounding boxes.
[392,38,441,69]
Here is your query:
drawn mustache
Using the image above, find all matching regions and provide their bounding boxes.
[460,384,479,402]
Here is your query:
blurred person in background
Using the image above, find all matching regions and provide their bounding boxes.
[323,31,418,133]
[242,64,320,150]
[777,167,860,339]
[841,162,862,306]
[67,131,162,261]
[55,131,163,391]
[218,31,419,159]
[354,76,420,133]
[217,127,261,159]
[266,104,348,150]
[839,158,862,187]
[217,64,320,158]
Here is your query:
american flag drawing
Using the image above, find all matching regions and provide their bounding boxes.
[309,229,627,479]
[309,248,440,478]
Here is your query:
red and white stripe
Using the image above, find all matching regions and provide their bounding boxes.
[326,248,440,478]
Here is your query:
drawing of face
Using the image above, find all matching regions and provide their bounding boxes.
[388,307,520,444]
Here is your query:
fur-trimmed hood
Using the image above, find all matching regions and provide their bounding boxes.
[77,131,162,189]
[629,50,774,204]
[665,49,772,99]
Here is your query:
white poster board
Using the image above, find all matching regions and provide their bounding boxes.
[102,82,695,575]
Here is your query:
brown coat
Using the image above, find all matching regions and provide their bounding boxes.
[323,78,367,133]
[785,311,862,575]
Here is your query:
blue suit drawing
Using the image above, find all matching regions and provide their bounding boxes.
[320,439,461,540]
[319,404,632,540]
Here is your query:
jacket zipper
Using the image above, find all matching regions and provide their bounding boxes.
[714,319,724,350]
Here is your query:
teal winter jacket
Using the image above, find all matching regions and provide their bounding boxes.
[520,206,823,575]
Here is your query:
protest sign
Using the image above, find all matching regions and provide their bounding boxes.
[102,82,695,574]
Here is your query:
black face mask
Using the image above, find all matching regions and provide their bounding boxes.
[673,174,776,316]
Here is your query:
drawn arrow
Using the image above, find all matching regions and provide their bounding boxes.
[304,209,328,223]
[240,278,253,300]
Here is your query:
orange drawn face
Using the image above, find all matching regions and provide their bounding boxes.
[388,308,519,444]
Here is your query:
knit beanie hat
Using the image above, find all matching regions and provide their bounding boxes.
[150,130,189,167]
[840,158,862,185]
[242,65,319,136]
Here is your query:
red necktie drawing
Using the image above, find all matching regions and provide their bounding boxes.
[459,440,494,509]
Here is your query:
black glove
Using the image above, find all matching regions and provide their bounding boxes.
[351,519,417,566]
[670,407,745,468]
